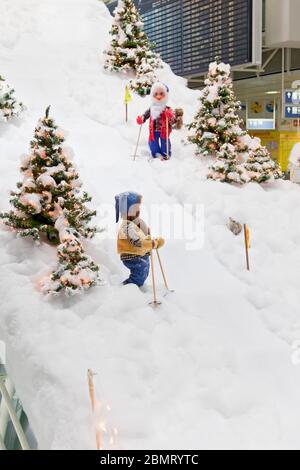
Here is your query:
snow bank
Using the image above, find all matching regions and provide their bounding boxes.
[1,0,300,450]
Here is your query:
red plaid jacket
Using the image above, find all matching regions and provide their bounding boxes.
[143,107,174,141]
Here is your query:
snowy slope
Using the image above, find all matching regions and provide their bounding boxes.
[1,0,300,450]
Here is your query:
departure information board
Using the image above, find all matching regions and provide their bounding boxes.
[108,0,254,77]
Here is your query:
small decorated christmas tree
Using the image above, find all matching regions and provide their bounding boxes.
[42,215,101,296]
[104,0,161,94]
[244,140,283,183]
[0,74,24,121]
[1,106,96,243]
[208,143,249,184]
[188,59,246,157]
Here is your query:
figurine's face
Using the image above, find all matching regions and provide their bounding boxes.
[154,89,166,102]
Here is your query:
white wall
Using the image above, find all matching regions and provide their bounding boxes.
[266,0,300,47]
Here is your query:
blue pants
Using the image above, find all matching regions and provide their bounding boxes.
[149,131,171,159]
[122,255,150,287]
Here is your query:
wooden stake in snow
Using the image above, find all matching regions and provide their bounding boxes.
[244,224,251,271]
[133,124,143,161]
[87,369,101,450]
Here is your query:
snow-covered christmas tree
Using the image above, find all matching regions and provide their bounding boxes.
[42,215,101,296]
[104,0,162,95]
[244,139,283,183]
[208,143,249,184]
[1,106,97,244]
[188,59,246,157]
[0,74,24,121]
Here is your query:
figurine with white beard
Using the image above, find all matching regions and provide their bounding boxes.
[136,82,175,160]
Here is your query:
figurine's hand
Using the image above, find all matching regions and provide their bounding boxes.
[136,116,144,125]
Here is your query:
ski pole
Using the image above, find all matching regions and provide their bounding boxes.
[156,249,174,293]
[148,229,161,307]
[133,124,143,161]
[149,248,161,307]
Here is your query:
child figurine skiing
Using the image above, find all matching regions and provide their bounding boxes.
[136,82,175,160]
[115,192,165,289]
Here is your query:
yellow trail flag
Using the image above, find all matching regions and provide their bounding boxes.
[245,225,251,249]
[124,85,132,105]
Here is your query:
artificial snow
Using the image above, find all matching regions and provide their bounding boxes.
[1,0,300,451]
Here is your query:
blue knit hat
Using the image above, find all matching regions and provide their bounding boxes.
[115,192,142,223]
